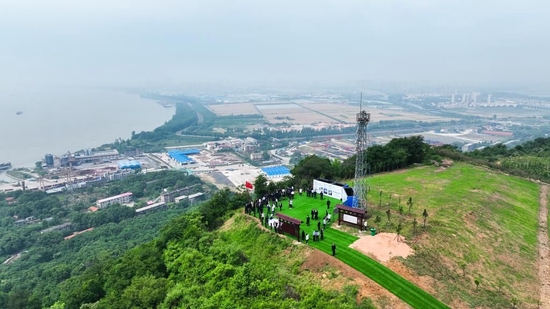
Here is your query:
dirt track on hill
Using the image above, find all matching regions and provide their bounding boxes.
[538,184,550,307]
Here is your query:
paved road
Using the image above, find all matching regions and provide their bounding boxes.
[188,102,204,124]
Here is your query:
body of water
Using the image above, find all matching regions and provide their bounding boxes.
[0,87,174,168]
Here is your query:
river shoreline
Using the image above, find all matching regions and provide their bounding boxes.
[0,89,176,168]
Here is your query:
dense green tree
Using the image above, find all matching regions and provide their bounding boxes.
[116,275,171,309]
[7,290,41,309]
[290,155,333,185]
[254,174,269,198]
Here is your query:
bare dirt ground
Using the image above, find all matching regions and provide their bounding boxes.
[206,103,260,115]
[538,184,550,308]
[350,233,413,262]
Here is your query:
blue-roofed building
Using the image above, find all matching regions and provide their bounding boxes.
[261,165,291,179]
[178,149,201,155]
[118,160,141,169]
[168,150,197,165]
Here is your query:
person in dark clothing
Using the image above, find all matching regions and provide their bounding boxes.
[317,221,321,230]
[311,209,314,218]
[320,191,324,200]
[306,215,310,226]
[320,229,324,240]
[301,230,306,241]
[331,243,336,256]
[326,200,330,209]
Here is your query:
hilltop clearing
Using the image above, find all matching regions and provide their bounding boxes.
[365,163,540,308]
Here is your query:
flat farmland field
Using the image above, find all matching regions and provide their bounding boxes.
[453,107,550,118]
[299,103,454,123]
[255,103,338,124]
[206,103,261,116]
[206,101,454,124]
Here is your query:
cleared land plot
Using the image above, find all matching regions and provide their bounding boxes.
[453,106,550,118]
[299,103,454,123]
[211,115,265,129]
[364,164,540,308]
[220,165,263,187]
[417,132,508,145]
[266,194,449,309]
[257,104,338,124]
[206,103,261,116]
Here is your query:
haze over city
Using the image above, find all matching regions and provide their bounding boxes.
[1,0,549,91]
[4,1,550,309]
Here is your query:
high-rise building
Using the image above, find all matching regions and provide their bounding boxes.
[463,94,470,104]
[487,94,492,104]
[451,94,456,104]
[471,92,480,104]
[45,154,54,167]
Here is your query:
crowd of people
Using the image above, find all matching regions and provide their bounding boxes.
[244,186,336,251]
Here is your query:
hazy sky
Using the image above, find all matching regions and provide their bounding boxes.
[1,0,548,89]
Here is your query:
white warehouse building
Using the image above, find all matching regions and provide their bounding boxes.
[97,192,133,209]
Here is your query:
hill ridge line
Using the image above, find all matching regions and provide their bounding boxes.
[538,184,550,307]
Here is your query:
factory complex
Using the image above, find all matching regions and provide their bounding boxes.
[0,135,365,194]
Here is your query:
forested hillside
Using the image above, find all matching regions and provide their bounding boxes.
[4,135,550,308]
[436,137,550,182]
[0,171,208,308]
[54,189,376,309]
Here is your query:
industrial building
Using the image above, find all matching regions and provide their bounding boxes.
[136,202,167,215]
[160,184,200,203]
[96,192,133,208]
[40,223,72,234]
[45,154,54,167]
[167,149,200,165]
[118,160,142,169]
[188,192,205,202]
[261,165,291,179]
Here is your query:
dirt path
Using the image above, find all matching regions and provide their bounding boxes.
[538,184,550,307]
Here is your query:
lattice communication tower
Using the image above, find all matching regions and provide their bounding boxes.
[353,93,371,209]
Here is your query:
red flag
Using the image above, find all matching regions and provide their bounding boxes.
[245,181,254,189]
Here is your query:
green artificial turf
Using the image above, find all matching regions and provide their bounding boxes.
[255,194,450,309]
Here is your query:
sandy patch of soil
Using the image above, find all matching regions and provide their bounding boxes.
[349,233,413,262]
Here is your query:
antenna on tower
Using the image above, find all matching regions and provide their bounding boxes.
[353,92,371,210]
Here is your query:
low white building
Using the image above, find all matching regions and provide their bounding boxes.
[136,202,166,215]
[97,192,133,208]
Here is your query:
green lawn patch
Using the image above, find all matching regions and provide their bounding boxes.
[261,194,449,309]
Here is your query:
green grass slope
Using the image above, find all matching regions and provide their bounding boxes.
[364,163,540,308]
[271,195,450,309]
